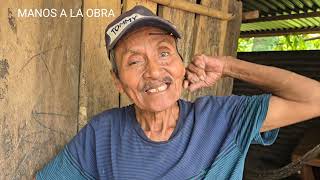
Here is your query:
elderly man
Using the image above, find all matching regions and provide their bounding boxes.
[37,6,320,180]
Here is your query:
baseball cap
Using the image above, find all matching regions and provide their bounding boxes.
[105,5,181,53]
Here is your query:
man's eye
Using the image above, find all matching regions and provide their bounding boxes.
[160,52,170,58]
[128,60,140,66]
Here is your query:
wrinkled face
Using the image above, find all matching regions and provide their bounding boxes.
[113,27,185,112]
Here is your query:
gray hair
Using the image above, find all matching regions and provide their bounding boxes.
[109,49,119,76]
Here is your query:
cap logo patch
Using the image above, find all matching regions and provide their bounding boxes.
[107,13,144,46]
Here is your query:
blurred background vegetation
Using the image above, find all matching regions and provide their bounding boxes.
[238,34,320,52]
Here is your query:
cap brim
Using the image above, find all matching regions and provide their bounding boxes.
[107,17,181,50]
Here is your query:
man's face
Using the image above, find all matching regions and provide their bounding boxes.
[113,27,185,112]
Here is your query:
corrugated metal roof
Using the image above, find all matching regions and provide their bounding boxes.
[241,0,320,37]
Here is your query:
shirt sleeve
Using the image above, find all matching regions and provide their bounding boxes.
[36,123,97,180]
[231,94,279,152]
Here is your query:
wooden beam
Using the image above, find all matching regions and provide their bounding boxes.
[218,0,230,56]
[79,0,121,127]
[242,10,259,21]
[150,0,234,20]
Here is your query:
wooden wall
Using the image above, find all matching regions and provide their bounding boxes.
[1,1,82,179]
[0,0,241,178]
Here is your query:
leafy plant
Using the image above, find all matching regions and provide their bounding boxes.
[237,34,320,52]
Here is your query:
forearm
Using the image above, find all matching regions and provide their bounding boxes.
[186,54,319,130]
[224,57,320,105]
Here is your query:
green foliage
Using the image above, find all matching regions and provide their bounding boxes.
[237,34,320,52]
[237,37,254,52]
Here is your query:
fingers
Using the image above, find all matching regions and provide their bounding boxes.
[183,75,207,92]
[183,54,207,92]
[188,81,207,92]
[192,54,206,69]
[186,54,207,81]
[184,70,207,92]
[187,63,206,81]
[186,71,200,83]
[183,54,225,92]
[184,54,219,92]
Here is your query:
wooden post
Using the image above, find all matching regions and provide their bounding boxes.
[219,0,242,96]
[79,0,121,128]
[151,0,234,20]
[0,0,81,178]
[218,0,229,56]
[242,10,259,21]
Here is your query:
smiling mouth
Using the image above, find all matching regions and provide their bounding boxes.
[145,83,171,94]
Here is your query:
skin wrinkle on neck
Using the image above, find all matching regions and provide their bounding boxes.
[135,91,179,140]
[134,102,179,141]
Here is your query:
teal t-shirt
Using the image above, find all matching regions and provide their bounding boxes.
[37,94,279,179]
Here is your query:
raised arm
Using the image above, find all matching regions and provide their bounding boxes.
[184,55,320,132]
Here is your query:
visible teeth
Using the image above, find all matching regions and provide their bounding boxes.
[148,88,157,93]
[147,84,168,93]
[157,84,167,91]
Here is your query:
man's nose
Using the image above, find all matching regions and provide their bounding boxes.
[143,59,162,79]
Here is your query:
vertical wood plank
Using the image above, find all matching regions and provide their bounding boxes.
[216,0,242,96]
[0,0,81,178]
[218,0,229,56]
[79,0,121,128]
[215,0,231,96]
[225,0,242,58]
[120,0,158,107]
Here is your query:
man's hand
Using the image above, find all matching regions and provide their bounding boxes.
[184,54,226,92]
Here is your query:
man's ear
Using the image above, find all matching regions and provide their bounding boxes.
[110,70,124,93]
